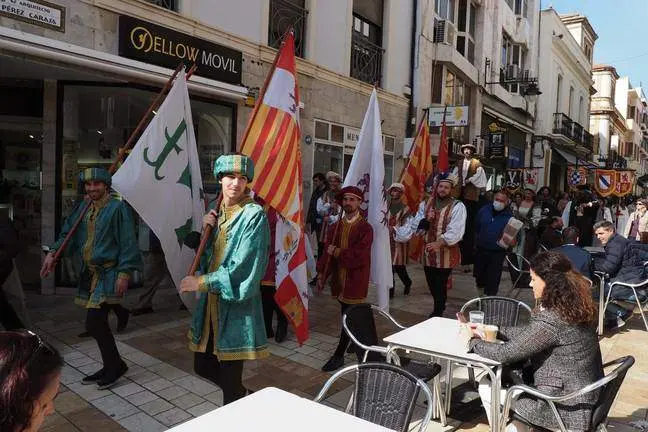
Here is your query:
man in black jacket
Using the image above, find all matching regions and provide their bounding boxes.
[553,227,592,279]
[593,220,629,278]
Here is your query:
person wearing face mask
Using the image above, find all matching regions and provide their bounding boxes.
[473,189,513,296]
[622,198,648,242]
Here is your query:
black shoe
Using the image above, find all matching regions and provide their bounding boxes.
[321,356,344,372]
[81,368,105,385]
[275,325,287,343]
[404,284,411,295]
[131,307,154,317]
[389,288,395,299]
[77,331,91,338]
[266,329,275,339]
[116,309,130,333]
[96,361,128,390]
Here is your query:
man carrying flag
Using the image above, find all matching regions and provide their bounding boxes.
[387,183,412,298]
[180,154,270,405]
[240,31,310,344]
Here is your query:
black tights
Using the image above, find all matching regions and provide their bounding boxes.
[85,304,122,375]
[194,330,246,405]
[423,267,452,316]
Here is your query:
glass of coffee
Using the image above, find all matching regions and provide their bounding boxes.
[483,324,499,342]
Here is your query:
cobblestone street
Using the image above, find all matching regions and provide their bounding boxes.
[24,266,648,432]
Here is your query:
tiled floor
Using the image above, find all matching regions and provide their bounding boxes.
[24,264,648,432]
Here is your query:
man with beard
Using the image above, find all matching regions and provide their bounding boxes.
[41,168,141,389]
[451,143,487,269]
[317,186,373,372]
[387,183,412,298]
[397,174,467,316]
[316,171,342,258]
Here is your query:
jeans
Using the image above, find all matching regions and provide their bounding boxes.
[474,248,507,296]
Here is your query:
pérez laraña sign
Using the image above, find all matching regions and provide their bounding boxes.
[428,105,469,127]
[118,15,242,85]
[0,0,65,32]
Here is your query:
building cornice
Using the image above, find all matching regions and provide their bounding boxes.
[83,0,409,107]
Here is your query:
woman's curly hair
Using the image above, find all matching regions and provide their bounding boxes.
[0,330,63,432]
[530,251,597,325]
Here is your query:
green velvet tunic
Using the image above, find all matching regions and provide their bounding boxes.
[188,197,270,361]
[52,194,142,308]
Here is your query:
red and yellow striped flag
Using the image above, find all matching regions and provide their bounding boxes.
[399,114,433,213]
[240,33,303,225]
[239,32,309,343]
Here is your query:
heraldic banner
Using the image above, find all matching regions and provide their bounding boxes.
[614,170,635,197]
[523,168,539,190]
[594,169,617,197]
[505,169,522,193]
[567,166,588,189]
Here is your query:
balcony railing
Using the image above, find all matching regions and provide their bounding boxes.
[553,112,593,151]
[350,33,383,86]
[269,0,308,57]
[145,0,177,11]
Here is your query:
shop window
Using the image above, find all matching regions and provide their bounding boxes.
[315,120,329,140]
[58,84,234,286]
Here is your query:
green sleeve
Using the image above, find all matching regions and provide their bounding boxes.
[51,200,88,251]
[114,202,143,277]
[199,210,270,303]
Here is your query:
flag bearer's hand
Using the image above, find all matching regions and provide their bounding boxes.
[116,277,129,295]
[180,276,200,293]
[40,253,56,278]
[203,210,218,229]
[316,277,325,293]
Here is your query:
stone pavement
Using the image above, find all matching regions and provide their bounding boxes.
[23,265,648,432]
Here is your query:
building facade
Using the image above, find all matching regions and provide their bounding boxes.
[534,10,597,192]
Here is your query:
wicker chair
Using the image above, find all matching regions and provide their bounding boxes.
[342,304,446,425]
[500,356,635,432]
[442,297,533,414]
[314,362,435,432]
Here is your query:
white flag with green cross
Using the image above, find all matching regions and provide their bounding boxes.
[112,70,204,308]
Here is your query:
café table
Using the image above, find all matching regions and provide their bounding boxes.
[585,246,607,335]
[167,386,396,431]
[384,317,503,432]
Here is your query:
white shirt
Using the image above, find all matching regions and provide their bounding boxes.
[394,199,467,245]
[451,159,487,188]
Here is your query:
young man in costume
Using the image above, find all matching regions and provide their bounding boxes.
[41,168,141,389]
[316,171,342,258]
[316,186,373,372]
[180,154,270,405]
[387,183,412,298]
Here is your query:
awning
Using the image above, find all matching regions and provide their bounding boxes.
[553,148,598,168]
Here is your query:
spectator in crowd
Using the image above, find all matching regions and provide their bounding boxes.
[306,173,327,249]
[562,189,598,247]
[513,189,542,261]
[0,330,64,432]
[474,190,513,297]
[466,252,603,432]
[593,220,629,279]
[623,198,648,242]
[557,192,570,214]
[611,197,630,235]
[552,227,592,279]
[537,186,558,216]
[539,216,564,249]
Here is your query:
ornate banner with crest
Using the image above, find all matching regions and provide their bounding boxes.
[594,169,617,197]
[505,169,523,193]
[567,166,588,189]
[614,170,635,197]
[523,168,539,189]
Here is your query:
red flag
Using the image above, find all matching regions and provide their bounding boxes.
[437,107,449,173]
[240,32,309,343]
[400,114,433,213]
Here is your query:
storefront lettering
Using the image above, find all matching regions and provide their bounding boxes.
[119,16,242,84]
[0,0,65,31]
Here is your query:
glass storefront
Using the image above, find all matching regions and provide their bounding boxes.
[57,83,235,286]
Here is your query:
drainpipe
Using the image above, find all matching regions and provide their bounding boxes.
[406,0,418,137]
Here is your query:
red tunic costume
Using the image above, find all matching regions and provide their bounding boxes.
[389,203,410,266]
[317,213,373,304]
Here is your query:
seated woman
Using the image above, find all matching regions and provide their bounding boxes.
[0,330,63,432]
[468,251,603,431]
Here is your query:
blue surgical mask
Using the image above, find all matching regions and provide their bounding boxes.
[493,201,506,211]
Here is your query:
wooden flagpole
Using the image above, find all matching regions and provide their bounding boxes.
[187,32,290,276]
[44,63,193,277]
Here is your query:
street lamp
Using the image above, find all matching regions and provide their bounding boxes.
[522,82,542,105]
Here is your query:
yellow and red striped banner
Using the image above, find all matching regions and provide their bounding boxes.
[400,115,433,213]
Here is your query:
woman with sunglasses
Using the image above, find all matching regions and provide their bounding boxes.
[0,330,63,432]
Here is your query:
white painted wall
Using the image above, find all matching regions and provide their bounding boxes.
[179,0,268,44]
[307,0,352,75]
[382,0,413,96]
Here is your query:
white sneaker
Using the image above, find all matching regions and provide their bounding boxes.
[616,317,626,328]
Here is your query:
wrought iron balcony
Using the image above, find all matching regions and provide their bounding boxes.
[350,33,384,86]
[581,129,593,152]
[269,0,308,57]
[145,0,177,11]
[553,112,573,138]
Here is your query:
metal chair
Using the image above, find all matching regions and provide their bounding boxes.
[314,362,436,432]
[603,278,648,331]
[342,304,446,425]
[499,356,635,432]
[443,297,533,414]
[506,253,531,296]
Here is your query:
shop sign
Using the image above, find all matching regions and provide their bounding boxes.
[428,105,469,127]
[0,0,65,32]
[488,131,505,158]
[344,127,360,148]
[118,15,242,85]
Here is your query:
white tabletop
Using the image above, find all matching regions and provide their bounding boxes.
[383,317,501,367]
[167,387,395,431]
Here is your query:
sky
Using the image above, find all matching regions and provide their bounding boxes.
[547,0,648,89]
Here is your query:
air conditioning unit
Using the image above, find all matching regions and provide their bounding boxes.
[506,64,519,81]
[474,137,485,156]
[433,18,455,45]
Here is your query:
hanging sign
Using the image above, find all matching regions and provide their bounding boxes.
[0,0,65,32]
[567,166,588,188]
[505,169,522,193]
[594,169,617,197]
[523,168,539,188]
[614,170,635,197]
